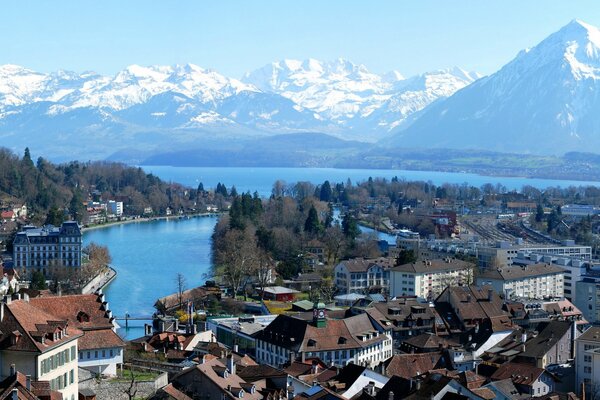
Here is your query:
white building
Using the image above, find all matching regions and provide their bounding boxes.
[255,303,393,370]
[513,251,588,302]
[107,200,123,217]
[334,258,394,295]
[575,326,600,397]
[29,292,125,376]
[477,264,565,300]
[389,258,474,300]
[0,297,80,400]
[575,274,600,324]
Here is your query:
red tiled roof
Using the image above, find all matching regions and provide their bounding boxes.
[78,328,125,351]
[29,294,114,330]
[0,300,82,353]
[384,352,443,379]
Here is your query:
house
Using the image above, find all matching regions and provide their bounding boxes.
[28,291,125,376]
[255,303,393,369]
[149,383,193,400]
[326,363,388,399]
[207,315,277,356]
[399,333,456,354]
[490,362,557,397]
[383,352,445,379]
[514,321,574,368]
[0,369,62,400]
[575,326,600,397]
[0,211,14,222]
[390,258,475,300]
[434,286,511,331]
[350,297,439,340]
[262,287,300,302]
[477,264,566,300]
[170,356,265,400]
[334,258,394,295]
[0,296,81,400]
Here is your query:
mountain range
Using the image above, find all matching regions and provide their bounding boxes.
[0,19,599,164]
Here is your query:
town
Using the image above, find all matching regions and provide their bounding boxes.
[1,158,600,400]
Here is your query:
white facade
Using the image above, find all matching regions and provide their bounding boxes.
[78,347,123,376]
[575,327,600,396]
[390,266,473,300]
[108,200,123,216]
[477,268,565,300]
[334,260,391,295]
[256,332,393,370]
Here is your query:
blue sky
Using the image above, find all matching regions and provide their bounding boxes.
[1,1,599,78]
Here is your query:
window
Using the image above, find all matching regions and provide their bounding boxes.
[87,352,90,359]
[102,350,106,358]
[70,369,74,384]
[110,349,114,357]
[95,351,98,358]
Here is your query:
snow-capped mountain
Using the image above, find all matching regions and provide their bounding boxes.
[0,58,477,159]
[242,58,478,134]
[389,19,600,154]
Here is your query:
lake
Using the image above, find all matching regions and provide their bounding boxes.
[87,166,600,339]
[141,166,600,197]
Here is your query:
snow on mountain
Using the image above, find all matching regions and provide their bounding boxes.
[389,19,600,154]
[243,58,478,136]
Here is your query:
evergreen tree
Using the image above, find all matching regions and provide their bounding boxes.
[535,204,544,223]
[342,213,360,240]
[319,180,332,202]
[395,249,417,266]
[22,147,34,168]
[31,271,48,290]
[197,182,204,192]
[45,207,65,226]
[230,186,238,197]
[304,205,322,235]
[69,189,86,223]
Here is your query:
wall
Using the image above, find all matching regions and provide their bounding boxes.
[78,367,168,400]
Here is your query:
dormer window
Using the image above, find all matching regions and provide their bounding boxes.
[338,337,347,345]
[77,311,90,323]
[307,339,317,347]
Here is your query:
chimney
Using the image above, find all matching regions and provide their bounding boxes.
[415,380,421,390]
[487,289,493,301]
[522,331,527,343]
[5,296,11,305]
[227,354,236,375]
[11,388,18,400]
[23,293,29,302]
[388,391,394,400]
[234,344,239,353]
[311,360,319,375]
[26,375,31,390]
[192,324,198,334]
[9,364,15,376]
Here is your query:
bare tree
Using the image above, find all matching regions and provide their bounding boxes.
[123,368,138,400]
[214,227,259,297]
[324,225,345,266]
[176,272,187,310]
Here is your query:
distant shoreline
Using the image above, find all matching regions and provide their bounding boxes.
[81,212,221,233]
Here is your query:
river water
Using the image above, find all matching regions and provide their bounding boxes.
[84,166,600,339]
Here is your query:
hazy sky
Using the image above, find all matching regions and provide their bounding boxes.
[1,1,599,78]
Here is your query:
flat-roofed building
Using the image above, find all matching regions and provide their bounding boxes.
[477,264,565,300]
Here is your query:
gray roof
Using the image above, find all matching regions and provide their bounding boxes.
[578,326,600,343]
[392,258,474,274]
[337,257,395,273]
[478,263,565,281]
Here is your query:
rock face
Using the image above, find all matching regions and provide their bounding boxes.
[389,20,600,155]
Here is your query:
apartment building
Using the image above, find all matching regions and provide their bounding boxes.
[389,258,475,300]
[476,264,565,300]
[12,221,82,276]
[575,273,600,324]
[575,326,600,397]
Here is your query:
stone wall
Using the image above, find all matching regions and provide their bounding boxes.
[78,367,168,400]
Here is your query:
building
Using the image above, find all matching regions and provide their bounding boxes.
[28,292,125,376]
[255,303,393,369]
[207,315,278,356]
[490,362,556,397]
[561,204,600,217]
[476,264,565,300]
[512,251,588,303]
[262,286,300,302]
[12,221,82,276]
[334,258,394,295]
[434,286,511,330]
[575,273,600,323]
[107,200,123,217]
[389,258,475,300]
[0,370,62,400]
[516,321,574,368]
[0,296,81,400]
[575,326,600,397]
[350,297,439,340]
[476,241,592,269]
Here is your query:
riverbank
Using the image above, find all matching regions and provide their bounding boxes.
[81,212,221,233]
[81,266,117,294]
